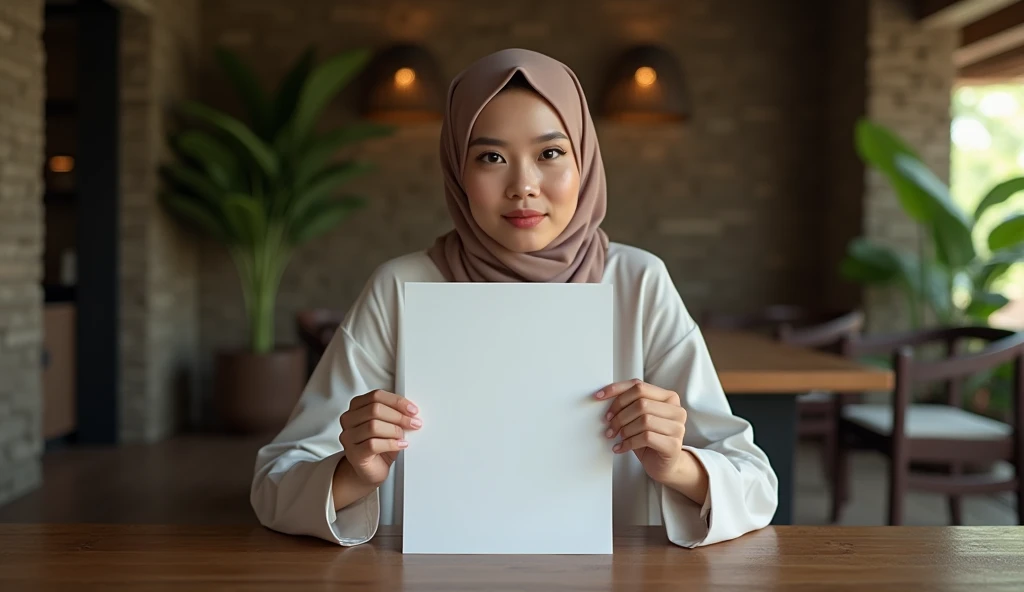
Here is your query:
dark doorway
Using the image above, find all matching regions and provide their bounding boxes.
[42,0,119,447]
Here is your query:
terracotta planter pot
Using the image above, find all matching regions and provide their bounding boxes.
[214,346,307,434]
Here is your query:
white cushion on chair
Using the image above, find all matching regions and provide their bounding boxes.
[798,390,832,402]
[843,404,1012,440]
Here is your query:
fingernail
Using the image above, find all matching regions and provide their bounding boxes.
[397,440,409,448]
[605,428,614,438]
[407,403,419,414]
[605,411,613,421]
[613,443,621,452]
[410,418,423,428]
[594,390,605,399]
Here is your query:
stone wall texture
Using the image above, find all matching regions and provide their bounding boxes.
[0,0,44,505]
[120,0,202,442]
[862,0,957,332]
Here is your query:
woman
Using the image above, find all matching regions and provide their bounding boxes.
[250,48,778,549]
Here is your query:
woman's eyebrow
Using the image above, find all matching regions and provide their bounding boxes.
[468,136,506,148]
[467,131,569,148]
[534,131,568,143]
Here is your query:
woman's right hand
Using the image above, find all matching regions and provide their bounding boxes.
[339,389,422,486]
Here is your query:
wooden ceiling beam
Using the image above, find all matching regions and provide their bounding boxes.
[958,42,1024,80]
[916,0,1018,28]
[956,1,1024,67]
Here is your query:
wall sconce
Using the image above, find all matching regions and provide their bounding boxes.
[361,44,444,123]
[49,155,75,173]
[600,45,689,123]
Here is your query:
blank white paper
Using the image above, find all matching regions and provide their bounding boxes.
[400,282,614,555]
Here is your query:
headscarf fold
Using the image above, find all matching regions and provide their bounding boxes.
[427,48,609,283]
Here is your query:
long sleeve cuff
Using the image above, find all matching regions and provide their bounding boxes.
[252,450,381,546]
[323,453,380,546]
[662,445,775,548]
[659,445,713,548]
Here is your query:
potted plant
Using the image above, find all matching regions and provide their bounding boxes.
[841,118,1023,419]
[160,46,392,433]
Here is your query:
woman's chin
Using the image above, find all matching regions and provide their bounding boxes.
[497,233,555,254]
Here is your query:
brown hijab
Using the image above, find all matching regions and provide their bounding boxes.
[427,48,609,283]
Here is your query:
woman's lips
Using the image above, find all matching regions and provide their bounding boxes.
[503,209,546,229]
[504,215,545,229]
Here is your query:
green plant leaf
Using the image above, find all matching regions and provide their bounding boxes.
[842,237,957,325]
[974,177,1024,222]
[269,47,316,141]
[161,163,225,205]
[294,123,393,187]
[893,154,975,269]
[214,47,270,133]
[291,48,371,142]
[902,257,955,324]
[965,291,1010,321]
[288,196,364,245]
[975,244,1024,290]
[160,192,231,242]
[173,130,239,189]
[840,238,903,283]
[855,119,930,221]
[976,261,1012,292]
[222,193,268,247]
[987,213,1024,252]
[858,354,892,370]
[178,101,279,179]
[290,161,372,220]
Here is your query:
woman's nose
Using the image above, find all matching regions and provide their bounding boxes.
[506,164,540,199]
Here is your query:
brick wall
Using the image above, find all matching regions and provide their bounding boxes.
[119,6,154,444]
[119,0,201,442]
[146,0,201,439]
[863,0,956,332]
[197,0,832,373]
[0,0,44,505]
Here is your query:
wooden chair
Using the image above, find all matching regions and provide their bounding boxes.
[830,327,1024,525]
[776,311,866,486]
[295,308,344,378]
[701,306,866,482]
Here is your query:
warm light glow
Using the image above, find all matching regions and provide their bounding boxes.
[49,155,74,173]
[634,66,657,87]
[394,67,416,88]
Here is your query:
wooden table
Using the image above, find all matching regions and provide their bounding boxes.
[1,524,1021,591]
[703,330,894,525]
[704,330,894,393]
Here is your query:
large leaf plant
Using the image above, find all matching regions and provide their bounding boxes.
[160,47,392,354]
[841,118,1024,328]
[841,118,1023,417]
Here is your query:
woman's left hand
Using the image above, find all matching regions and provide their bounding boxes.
[596,379,688,484]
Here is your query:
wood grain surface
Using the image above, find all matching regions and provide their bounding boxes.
[1,524,1021,591]
[704,330,894,394]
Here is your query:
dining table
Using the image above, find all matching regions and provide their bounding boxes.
[702,329,895,525]
[1,523,1020,591]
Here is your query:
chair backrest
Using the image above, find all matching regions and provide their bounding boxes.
[777,310,865,356]
[295,308,345,377]
[848,327,1024,439]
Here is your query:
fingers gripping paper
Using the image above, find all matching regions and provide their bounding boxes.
[400,283,614,554]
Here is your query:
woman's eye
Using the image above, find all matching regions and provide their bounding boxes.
[541,148,565,160]
[478,152,505,164]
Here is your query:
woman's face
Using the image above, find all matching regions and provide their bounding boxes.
[462,89,580,253]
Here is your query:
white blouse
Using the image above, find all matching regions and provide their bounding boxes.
[250,242,778,548]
